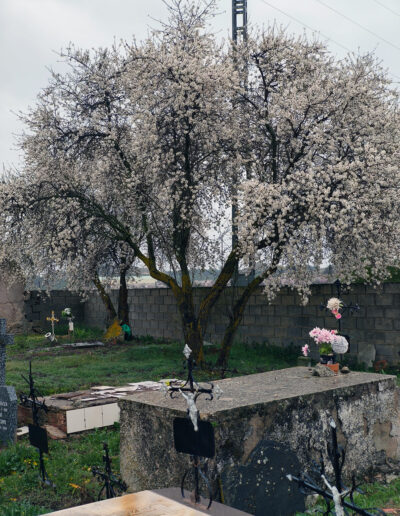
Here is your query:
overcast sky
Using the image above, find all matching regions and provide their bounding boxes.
[1,0,399,168]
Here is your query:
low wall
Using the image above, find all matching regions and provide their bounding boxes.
[84,283,400,365]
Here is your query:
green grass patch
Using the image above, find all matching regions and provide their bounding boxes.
[7,334,300,396]
[0,426,120,515]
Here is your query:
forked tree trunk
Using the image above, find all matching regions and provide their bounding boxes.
[118,266,130,326]
[216,263,280,367]
[92,272,117,322]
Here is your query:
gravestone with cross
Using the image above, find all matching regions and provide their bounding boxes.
[0,318,17,446]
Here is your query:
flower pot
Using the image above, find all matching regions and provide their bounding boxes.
[325,363,339,374]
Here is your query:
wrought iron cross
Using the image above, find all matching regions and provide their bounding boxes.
[91,442,127,500]
[0,319,14,386]
[20,362,52,485]
[321,279,360,335]
[287,419,385,516]
[163,344,222,431]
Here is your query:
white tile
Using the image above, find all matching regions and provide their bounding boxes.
[66,409,85,433]
[84,406,103,430]
[102,403,120,427]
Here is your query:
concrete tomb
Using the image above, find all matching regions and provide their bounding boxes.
[119,367,400,514]
[0,318,17,446]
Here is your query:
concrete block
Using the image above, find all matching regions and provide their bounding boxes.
[367,307,384,318]
[375,318,393,330]
[287,306,302,316]
[84,406,103,430]
[384,308,400,319]
[66,409,85,434]
[274,305,287,316]
[384,284,400,294]
[375,294,394,306]
[102,403,120,427]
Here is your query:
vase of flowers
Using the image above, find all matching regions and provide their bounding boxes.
[309,327,340,373]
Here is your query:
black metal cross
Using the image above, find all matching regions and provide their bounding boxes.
[164,345,221,510]
[20,362,52,486]
[321,279,360,336]
[91,442,127,500]
[287,419,385,515]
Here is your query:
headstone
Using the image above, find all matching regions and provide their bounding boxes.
[0,318,17,446]
[220,440,305,516]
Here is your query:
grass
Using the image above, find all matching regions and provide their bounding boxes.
[7,331,300,396]
[296,477,400,514]
[0,426,120,515]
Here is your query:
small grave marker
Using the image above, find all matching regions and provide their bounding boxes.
[0,318,17,446]
[221,440,305,516]
[91,442,127,500]
[20,362,52,485]
[45,310,59,343]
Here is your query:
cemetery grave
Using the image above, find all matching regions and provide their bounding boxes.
[18,379,167,435]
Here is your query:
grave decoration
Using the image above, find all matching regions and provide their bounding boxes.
[308,327,344,373]
[91,442,127,500]
[321,279,360,347]
[287,419,385,516]
[45,310,59,343]
[20,361,53,485]
[161,344,223,509]
[0,318,17,446]
[61,307,74,335]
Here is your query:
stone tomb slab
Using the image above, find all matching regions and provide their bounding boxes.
[0,385,18,446]
[119,367,399,515]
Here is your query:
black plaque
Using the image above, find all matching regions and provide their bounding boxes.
[0,386,17,446]
[221,440,305,516]
[28,424,49,454]
[173,418,215,458]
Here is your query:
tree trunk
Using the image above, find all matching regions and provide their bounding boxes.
[92,272,117,322]
[183,320,204,364]
[118,266,130,326]
[216,258,282,367]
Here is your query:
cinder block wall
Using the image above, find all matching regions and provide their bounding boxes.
[24,290,85,330]
[83,283,400,365]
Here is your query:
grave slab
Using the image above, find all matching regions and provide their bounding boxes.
[119,367,400,514]
[46,489,251,515]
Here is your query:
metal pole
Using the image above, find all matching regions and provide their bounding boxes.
[231,0,248,287]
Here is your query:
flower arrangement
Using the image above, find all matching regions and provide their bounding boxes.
[309,327,338,355]
[61,307,72,318]
[327,297,343,319]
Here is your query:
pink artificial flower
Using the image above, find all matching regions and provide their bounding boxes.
[335,313,342,319]
[302,344,309,357]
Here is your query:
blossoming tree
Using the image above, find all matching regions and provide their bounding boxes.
[2,0,400,365]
